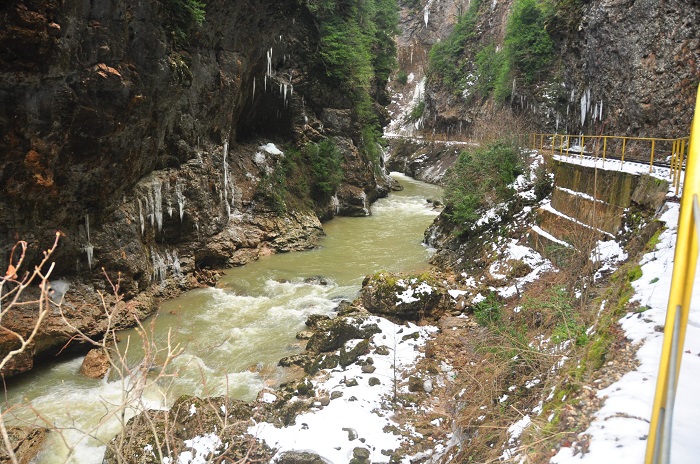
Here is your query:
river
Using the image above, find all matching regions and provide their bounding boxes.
[2,173,442,463]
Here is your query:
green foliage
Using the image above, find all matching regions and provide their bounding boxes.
[627,265,643,282]
[473,292,503,326]
[427,0,481,95]
[407,100,425,122]
[307,0,398,166]
[254,139,345,214]
[305,139,344,198]
[523,286,588,346]
[533,163,553,201]
[443,141,523,229]
[474,44,507,97]
[495,0,554,100]
[396,70,409,85]
[161,0,205,45]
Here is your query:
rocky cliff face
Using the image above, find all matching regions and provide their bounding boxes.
[0,0,391,376]
[418,0,699,138]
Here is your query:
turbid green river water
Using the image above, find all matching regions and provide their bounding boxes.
[3,173,442,463]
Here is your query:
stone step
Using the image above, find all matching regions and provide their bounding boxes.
[551,186,624,235]
[536,205,611,247]
[527,225,570,265]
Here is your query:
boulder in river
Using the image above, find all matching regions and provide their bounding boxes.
[80,348,111,379]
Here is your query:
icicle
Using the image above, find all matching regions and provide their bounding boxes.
[264,74,267,92]
[252,77,256,99]
[146,193,154,226]
[599,100,603,121]
[83,214,94,269]
[138,198,145,234]
[223,141,231,218]
[283,84,288,106]
[175,179,185,221]
[266,48,272,76]
[172,250,182,276]
[580,91,588,127]
[151,247,167,282]
[423,0,435,26]
[331,195,340,215]
[153,179,163,232]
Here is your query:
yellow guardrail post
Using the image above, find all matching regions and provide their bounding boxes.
[645,83,700,464]
[676,140,686,196]
[649,138,656,172]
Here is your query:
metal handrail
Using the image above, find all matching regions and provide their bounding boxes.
[531,133,689,196]
[645,83,700,464]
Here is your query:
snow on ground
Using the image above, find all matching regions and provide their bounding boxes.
[552,202,700,463]
[249,318,438,463]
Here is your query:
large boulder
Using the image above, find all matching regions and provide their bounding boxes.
[359,272,450,321]
[80,348,110,379]
[305,316,381,353]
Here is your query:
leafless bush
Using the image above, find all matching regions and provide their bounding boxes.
[0,234,247,464]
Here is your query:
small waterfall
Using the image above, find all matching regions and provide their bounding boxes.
[360,191,369,216]
[331,195,340,215]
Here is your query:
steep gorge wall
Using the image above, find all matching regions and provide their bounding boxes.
[0,0,390,375]
[417,0,699,139]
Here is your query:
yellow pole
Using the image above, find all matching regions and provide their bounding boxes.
[621,138,627,165]
[677,140,687,195]
[671,140,679,181]
[603,137,608,161]
[645,84,700,463]
[581,136,585,159]
[649,139,656,173]
[560,134,564,155]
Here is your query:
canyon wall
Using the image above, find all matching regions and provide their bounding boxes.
[402,0,699,139]
[0,0,391,375]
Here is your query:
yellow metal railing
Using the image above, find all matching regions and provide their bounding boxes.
[645,83,700,463]
[531,133,690,195]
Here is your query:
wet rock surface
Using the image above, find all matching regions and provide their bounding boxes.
[0,426,48,464]
[80,348,110,379]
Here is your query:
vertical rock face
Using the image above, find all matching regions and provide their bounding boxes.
[555,0,699,137]
[413,0,699,138]
[0,0,388,288]
[0,0,392,375]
